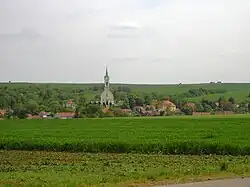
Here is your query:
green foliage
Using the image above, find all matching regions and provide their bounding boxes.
[1,151,250,186]
[85,104,103,118]
[228,96,236,104]
[181,106,193,115]
[220,162,228,171]
[1,116,250,155]
[143,94,152,105]
[25,100,39,114]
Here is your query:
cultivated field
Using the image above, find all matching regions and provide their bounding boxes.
[1,116,250,155]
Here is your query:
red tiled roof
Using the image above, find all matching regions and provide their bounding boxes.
[67,100,73,104]
[0,110,7,116]
[58,112,75,118]
[31,115,42,119]
[162,100,175,106]
[103,107,109,113]
[39,111,49,115]
[121,109,132,113]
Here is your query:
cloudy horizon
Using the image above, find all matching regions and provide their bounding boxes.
[0,0,250,84]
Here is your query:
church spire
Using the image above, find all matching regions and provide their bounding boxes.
[105,66,108,77]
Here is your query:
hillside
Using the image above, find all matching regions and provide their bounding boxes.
[1,82,250,102]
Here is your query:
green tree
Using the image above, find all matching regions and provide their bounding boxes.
[13,104,28,119]
[85,104,103,118]
[127,94,136,109]
[144,94,152,105]
[182,106,193,115]
[228,97,236,104]
[135,97,144,106]
[25,100,39,114]
[218,96,227,109]
[49,101,62,114]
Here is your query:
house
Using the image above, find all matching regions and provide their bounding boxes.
[193,112,211,116]
[133,106,144,113]
[184,102,196,111]
[0,110,7,117]
[65,100,76,109]
[161,100,177,112]
[103,107,109,113]
[55,112,75,119]
[39,112,52,118]
[27,114,42,119]
[152,100,177,112]
[120,109,132,113]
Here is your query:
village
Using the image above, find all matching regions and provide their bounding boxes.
[1,67,243,120]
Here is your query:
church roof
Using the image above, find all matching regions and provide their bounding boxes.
[105,66,108,77]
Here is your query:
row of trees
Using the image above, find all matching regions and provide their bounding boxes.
[1,84,250,118]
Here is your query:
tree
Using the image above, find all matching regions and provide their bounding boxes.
[25,100,39,114]
[13,104,28,119]
[144,94,152,105]
[135,97,144,106]
[196,104,204,112]
[74,106,81,118]
[121,98,130,109]
[49,101,62,114]
[182,106,193,115]
[228,97,236,104]
[85,104,103,118]
[127,93,136,109]
[94,95,101,101]
[223,102,233,111]
[218,96,227,109]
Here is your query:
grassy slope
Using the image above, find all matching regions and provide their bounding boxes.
[1,82,250,102]
[1,150,250,187]
[1,116,250,154]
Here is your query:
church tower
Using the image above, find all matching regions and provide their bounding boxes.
[101,67,114,107]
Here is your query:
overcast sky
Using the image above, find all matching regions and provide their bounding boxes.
[0,0,250,84]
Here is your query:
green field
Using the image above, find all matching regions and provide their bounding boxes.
[1,150,250,187]
[1,116,250,155]
[1,82,250,101]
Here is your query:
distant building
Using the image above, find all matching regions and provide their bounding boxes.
[55,112,75,119]
[100,67,114,107]
[152,100,177,112]
[64,100,76,109]
[161,100,177,112]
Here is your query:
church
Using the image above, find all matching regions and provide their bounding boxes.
[100,67,114,107]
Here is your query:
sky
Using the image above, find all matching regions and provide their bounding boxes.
[0,0,250,84]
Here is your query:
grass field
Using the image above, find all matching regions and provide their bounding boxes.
[2,82,250,101]
[1,116,250,155]
[1,150,250,187]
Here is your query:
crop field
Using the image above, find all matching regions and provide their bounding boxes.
[1,116,250,155]
[1,150,250,187]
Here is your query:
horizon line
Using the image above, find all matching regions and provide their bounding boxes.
[1,81,250,85]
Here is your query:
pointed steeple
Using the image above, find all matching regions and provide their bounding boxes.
[105,66,108,77]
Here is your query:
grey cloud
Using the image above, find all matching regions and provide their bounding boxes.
[107,33,140,39]
[0,0,250,84]
[0,29,42,41]
[110,22,140,30]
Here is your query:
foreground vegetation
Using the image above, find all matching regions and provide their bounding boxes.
[1,150,250,187]
[1,116,250,155]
